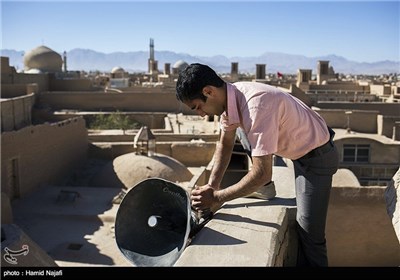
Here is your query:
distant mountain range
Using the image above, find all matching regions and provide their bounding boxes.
[1,48,399,75]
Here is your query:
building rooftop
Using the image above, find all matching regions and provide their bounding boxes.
[334,128,399,144]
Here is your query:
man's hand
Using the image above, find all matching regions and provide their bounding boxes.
[191,184,221,212]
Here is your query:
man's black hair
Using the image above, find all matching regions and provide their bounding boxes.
[176,63,225,102]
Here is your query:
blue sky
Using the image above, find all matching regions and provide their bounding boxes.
[1,0,399,63]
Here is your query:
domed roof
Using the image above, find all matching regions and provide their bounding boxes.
[332,168,360,187]
[111,66,125,74]
[25,68,43,74]
[24,45,62,73]
[173,60,189,72]
[90,153,193,189]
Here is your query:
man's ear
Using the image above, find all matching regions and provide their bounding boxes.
[202,86,213,97]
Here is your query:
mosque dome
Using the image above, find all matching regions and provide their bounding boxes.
[90,152,193,189]
[25,68,43,74]
[111,66,125,74]
[23,45,62,73]
[173,60,189,72]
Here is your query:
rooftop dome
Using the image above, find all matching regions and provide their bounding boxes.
[332,168,360,187]
[173,60,189,72]
[90,153,193,189]
[111,66,125,74]
[24,45,62,73]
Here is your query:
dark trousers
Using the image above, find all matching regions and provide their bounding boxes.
[236,127,339,266]
[292,131,339,266]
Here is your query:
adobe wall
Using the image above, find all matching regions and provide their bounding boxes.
[49,79,93,91]
[1,83,38,99]
[1,56,12,73]
[38,91,193,114]
[318,109,378,133]
[88,141,216,167]
[170,142,216,167]
[1,93,35,132]
[290,85,312,106]
[327,185,400,266]
[176,165,298,267]
[88,133,218,143]
[53,112,168,130]
[334,138,400,164]
[317,102,400,116]
[114,87,175,94]
[309,83,367,92]
[13,73,49,93]
[1,57,15,85]
[1,117,88,200]
[370,84,392,96]
[1,84,26,98]
[378,115,400,140]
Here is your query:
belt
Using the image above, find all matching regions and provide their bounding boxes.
[301,140,333,160]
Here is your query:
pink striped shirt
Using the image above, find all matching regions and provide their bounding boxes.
[220,82,329,160]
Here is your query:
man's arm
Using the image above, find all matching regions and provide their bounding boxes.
[215,154,273,203]
[191,154,273,211]
[207,128,237,190]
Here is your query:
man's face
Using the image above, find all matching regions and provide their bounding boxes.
[184,96,224,117]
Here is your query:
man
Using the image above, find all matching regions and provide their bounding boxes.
[176,63,339,266]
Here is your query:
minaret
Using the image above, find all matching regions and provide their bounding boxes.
[150,38,154,61]
[63,51,67,72]
[148,38,157,74]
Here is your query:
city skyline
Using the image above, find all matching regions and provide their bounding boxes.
[1,0,399,63]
